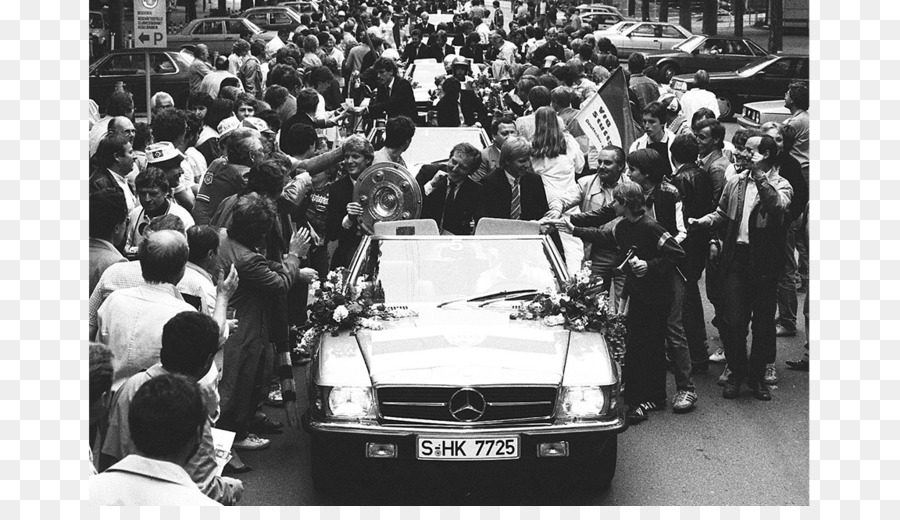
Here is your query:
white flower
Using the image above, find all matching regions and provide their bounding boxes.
[310,281,321,293]
[542,314,565,327]
[323,282,334,291]
[359,318,384,330]
[333,305,350,322]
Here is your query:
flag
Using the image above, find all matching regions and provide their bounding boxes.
[574,67,638,153]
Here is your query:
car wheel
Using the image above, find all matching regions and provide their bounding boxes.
[658,63,679,82]
[717,93,740,122]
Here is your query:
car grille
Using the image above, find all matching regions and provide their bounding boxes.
[377,385,558,425]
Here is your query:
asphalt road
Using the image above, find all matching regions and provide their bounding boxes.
[232,276,809,506]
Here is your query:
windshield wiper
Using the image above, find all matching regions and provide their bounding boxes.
[437,289,538,309]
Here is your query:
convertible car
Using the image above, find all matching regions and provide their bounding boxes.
[303,221,626,492]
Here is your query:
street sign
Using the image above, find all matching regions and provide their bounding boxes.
[133,0,167,49]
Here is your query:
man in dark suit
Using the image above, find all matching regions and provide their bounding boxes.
[413,11,436,38]
[480,137,566,255]
[400,29,429,64]
[416,143,485,235]
[363,57,418,122]
[480,136,552,221]
[435,77,490,128]
[326,135,375,269]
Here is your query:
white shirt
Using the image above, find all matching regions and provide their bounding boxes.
[737,167,778,244]
[89,455,222,507]
[680,88,720,121]
[95,283,195,389]
[124,200,195,253]
[108,168,137,213]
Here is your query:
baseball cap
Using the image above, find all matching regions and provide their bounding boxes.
[217,117,241,137]
[145,141,184,164]
[241,117,276,137]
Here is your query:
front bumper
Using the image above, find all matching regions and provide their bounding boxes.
[303,413,627,465]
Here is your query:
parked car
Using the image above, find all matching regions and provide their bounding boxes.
[736,99,791,129]
[89,10,110,59]
[593,21,693,58]
[89,50,192,115]
[280,0,320,15]
[640,34,769,82]
[581,11,626,30]
[238,6,304,33]
[303,228,626,492]
[669,54,809,120]
[166,17,276,56]
[576,3,628,18]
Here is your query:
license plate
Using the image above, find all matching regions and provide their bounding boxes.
[416,436,519,460]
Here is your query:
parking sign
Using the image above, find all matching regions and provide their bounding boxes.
[133,0,167,49]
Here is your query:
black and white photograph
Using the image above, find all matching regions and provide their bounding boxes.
[85,0,812,507]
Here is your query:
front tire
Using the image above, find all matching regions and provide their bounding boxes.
[717,93,740,121]
[658,63,679,83]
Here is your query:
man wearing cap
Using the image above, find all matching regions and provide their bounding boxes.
[150,108,197,211]
[193,128,265,226]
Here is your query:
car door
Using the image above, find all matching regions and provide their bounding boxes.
[225,19,256,44]
[658,24,688,50]
[90,52,176,113]
[753,57,807,101]
[270,9,298,31]
[191,20,226,55]
[245,11,270,31]
[622,23,661,54]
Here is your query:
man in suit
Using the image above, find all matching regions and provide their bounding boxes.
[326,135,375,269]
[362,57,418,122]
[413,11,436,38]
[400,29,429,63]
[480,136,552,222]
[435,77,489,128]
[416,143,484,235]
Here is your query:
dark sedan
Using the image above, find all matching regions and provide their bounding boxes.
[642,35,769,82]
[670,54,809,120]
[239,7,304,32]
[89,50,192,115]
[166,17,276,56]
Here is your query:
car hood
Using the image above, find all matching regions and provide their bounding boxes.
[354,309,571,387]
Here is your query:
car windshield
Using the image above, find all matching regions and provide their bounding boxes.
[354,237,560,304]
[673,35,704,52]
[605,21,633,33]
[735,55,778,77]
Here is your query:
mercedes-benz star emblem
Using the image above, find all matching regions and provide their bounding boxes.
[449,388,486,422]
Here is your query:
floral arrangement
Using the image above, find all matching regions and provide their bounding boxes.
[510,268,627,365]
[292,268,417,359]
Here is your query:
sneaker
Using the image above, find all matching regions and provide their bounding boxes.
[672,391,698,413]
[709,348,727,363]
[717,365,731,386]
[626,405,648,424]
[764,363,779,385]
[643,399,667,412]
[776,324,797,337]
[233,434,270,451]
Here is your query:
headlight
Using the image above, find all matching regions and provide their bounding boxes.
[326,386,374,418]
[558,386,606,420]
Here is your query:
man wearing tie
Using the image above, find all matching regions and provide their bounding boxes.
[416,143,484,235]
[400,29,428,64]
[480,137,552,222]
[362,57,418,122]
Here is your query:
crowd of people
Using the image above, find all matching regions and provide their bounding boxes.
[88,0,810,505]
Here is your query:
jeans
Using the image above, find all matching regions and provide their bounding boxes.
[722,246,778,383]
[683,278,710,364]
[776,217,802,331]
[797,204,809,288]
[665,273,695,392]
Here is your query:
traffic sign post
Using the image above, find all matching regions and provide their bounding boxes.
[133,0,167,121]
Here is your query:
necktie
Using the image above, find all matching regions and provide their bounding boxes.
[440,183,457,233]
[510,179,521,220]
